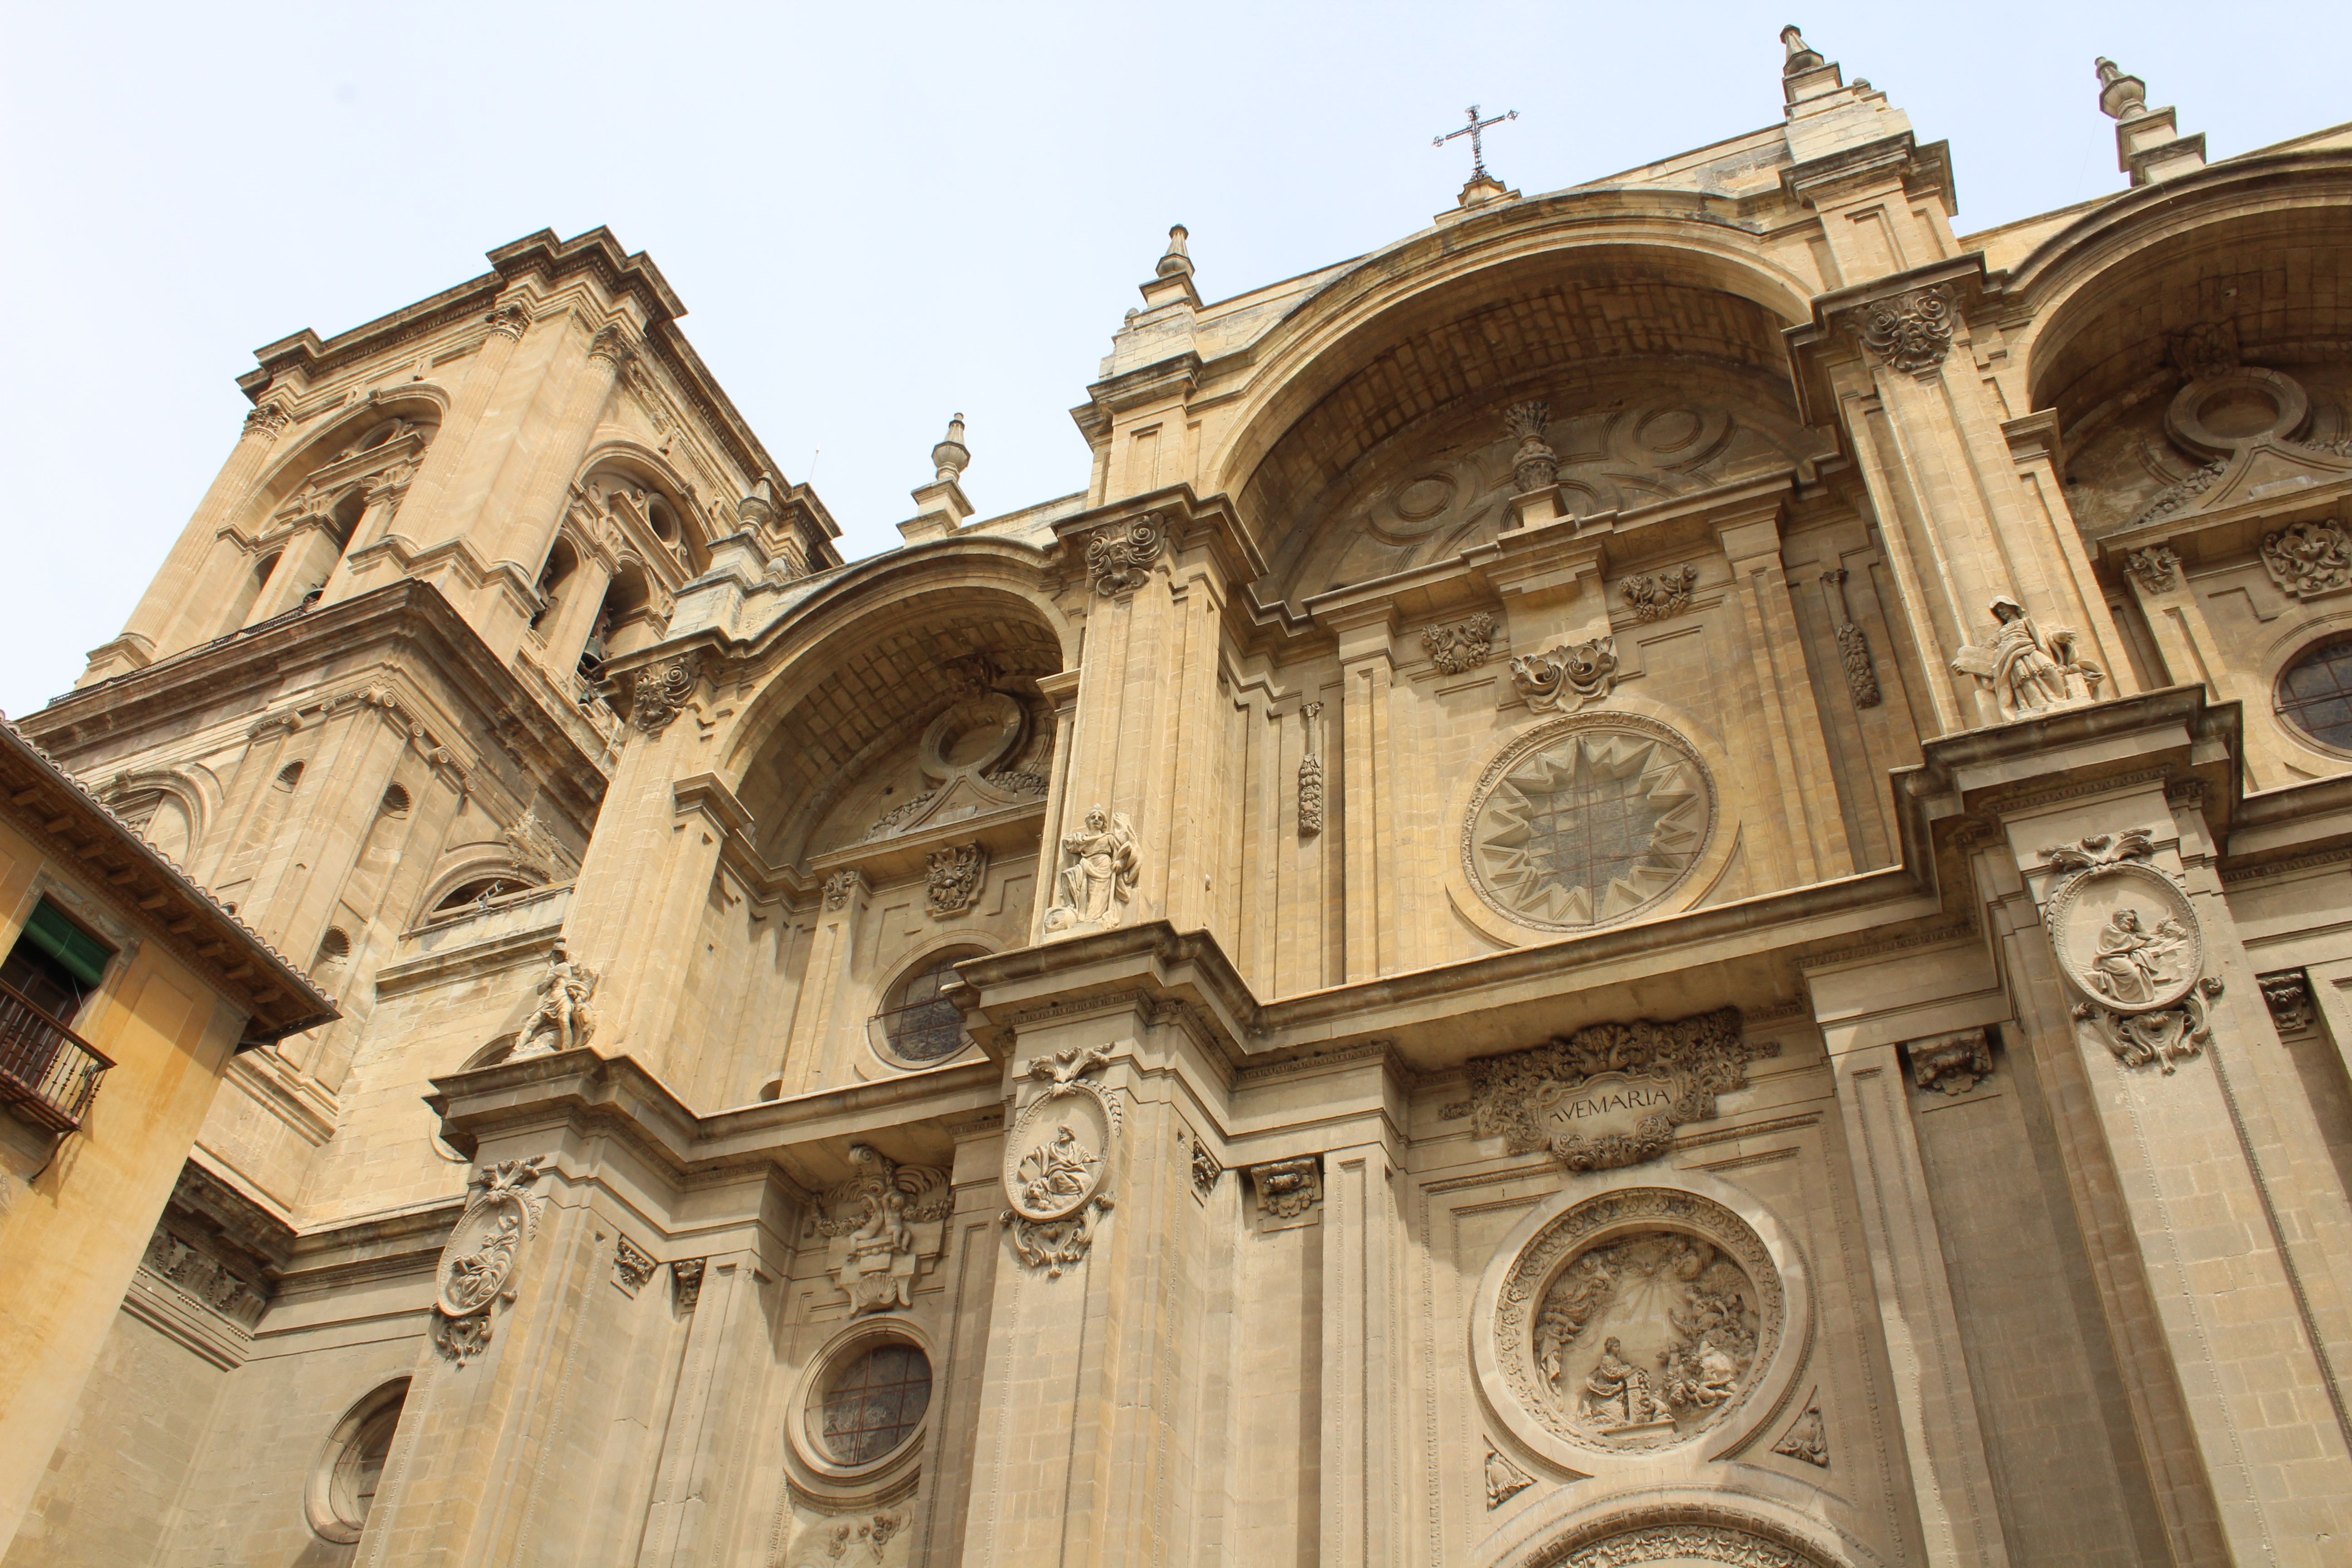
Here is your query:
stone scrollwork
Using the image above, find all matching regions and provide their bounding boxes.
[813,1144,953,1314]
[431,1156,551,1363]
[1510,637,1618,713]
[925,842,987,919]
[1484,1441,1534,1509]
[1621,565,1697,623]
[2125,545,2183,594]
[1491,1187,1787,1458]
[1422,612,1498,674]
[1083,515,1165,596]
[1908,1027,1993,1095]
[1042,804,1138,935]
[2043,829,2221,1074]
[1465,1008,1772,1172]
[632,653,700,736]
[1000,1044,1122,1277]
[2259,519,2352,599]
[613,1234,657,1296]
[1248,1156,1322,1220]
[1855,284,1956,376]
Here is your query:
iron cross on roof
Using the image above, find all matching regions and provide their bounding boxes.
[1433,103,1518,181]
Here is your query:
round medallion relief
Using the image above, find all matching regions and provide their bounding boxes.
[1462,717,1715,933]
[1477,1179,1805,1466]
[2046,861,2204,1014]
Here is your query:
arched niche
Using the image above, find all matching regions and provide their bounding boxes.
[1212,243,1819,606]
[245,393,446,530]
[2017,196,2352,542]
[730,580,1068,872]
[578,446,711,578]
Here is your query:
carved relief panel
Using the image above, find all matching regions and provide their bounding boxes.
[813,1145,954,1314]
[998,1044,1122,1276]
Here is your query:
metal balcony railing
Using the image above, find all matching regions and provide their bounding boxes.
[0,977,113,1133]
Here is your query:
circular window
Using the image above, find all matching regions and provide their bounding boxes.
[811,1342,931,1466]
[2278,636,2352,752]
[1462,717,1715,933]
[306,1379,408,1543]
[874,950,981,1065]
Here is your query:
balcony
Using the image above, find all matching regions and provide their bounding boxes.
[0,978,113,1133]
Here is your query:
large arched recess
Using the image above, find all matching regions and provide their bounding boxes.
[722,538,1072,869]
[2013,153,2352,439]
[1206,203,1819,603]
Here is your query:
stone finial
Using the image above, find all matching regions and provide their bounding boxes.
[2094,57,2147,120]
[1156,225,1193,279]
[2094,56,2204,186]
[737,475,782,529]
[931,414,970,483]
[1504,401,1558,493]
[1781,25,1825,75]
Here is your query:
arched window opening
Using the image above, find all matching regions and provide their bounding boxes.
[311,928,353,991]
[872,947,983,1066]
[274,762,305,794]
[587,564,654,671]
[434,877,513,913]
[532,540,579,633]
[306,1379,409,1544]
[228,550,282,632]
[380,784,412,818]
[2278,635,2352,753]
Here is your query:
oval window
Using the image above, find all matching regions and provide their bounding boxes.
[873,949,981,1065]
[811,1341,932,1467]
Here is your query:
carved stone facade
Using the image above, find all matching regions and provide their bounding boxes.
[19,34,2352,1568]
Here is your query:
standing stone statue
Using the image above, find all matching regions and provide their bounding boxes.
[512,941,599,1058]
[1043,804,1138,933]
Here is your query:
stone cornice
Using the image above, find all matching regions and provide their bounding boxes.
[0,717,334,1043]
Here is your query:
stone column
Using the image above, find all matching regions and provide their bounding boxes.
[85,402,295,681]
[1316,1141,1407,1568]
[1716,497,1854,885]
[238,694,418,957]
[2121,550,2286,789]
[1028,669,1083,942]
[1331,607,1396,983]
[1991,769,2352,1559]
[381,293,536,561]
[781,867,871,1096]
[634,1255,760,1566]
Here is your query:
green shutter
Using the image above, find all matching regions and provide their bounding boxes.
[20,901,111,988]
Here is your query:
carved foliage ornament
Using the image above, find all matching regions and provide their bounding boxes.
[2043,829,2221,1074]
[632,653,700,735]
[1484,1441,1534,1509]
[2259,519,2352,599]
[1856,284,1956,376]
[1466,1007,1772,1172]
[1423,612,1498,675]
[1545,1524,1819,1568]
[1084,516,1165,595]
[813,1143,952,1314]
[2261,970,2315,1035]
[2125,545,2182,594]
[823,869,868,912]
[1821,569,1881,708]
[613,1235,657,1296]
[1297,702,1325,837]
[1621,566,1697,623]
[1774,1396,1830,1467]
[1000,1044,1122,1276]
[1250,1156,1322,1219]
[242,403,293,441]
[1511,637,1618,713]
[1504,400,1560,493]
[1495,1188,1785,1457]
[1909,1028,1993,1095]
[432,1156,551,1362]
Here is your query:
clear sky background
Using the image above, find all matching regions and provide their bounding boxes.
[0,2,2341,719]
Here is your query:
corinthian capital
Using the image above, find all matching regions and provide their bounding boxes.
[588,324,638,369]
[241,403,293,441]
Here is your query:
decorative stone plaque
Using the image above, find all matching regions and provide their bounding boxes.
[999,1044,1122,1276]
[1465,1007,1772,1171]
[2043,828,2222,1074]
[431,1156,551,1363]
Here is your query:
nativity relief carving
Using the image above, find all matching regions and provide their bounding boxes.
[1492,1187,1787,1458]
[2043,828,2222,1074]
[1042,805,1138,935]
[813,1144,953,1315]
[1000,1044,1122,1276]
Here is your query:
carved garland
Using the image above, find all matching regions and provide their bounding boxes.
[1297,701,1325,836]
[1820,569,1881,708]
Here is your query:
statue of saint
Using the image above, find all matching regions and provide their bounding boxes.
[1951,596,2103,720]
[515,941,599,1058]
[1045,804,1138,931]
[2085,908,2188,1005]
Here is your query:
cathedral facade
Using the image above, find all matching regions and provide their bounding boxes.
[9,28,2352,1568]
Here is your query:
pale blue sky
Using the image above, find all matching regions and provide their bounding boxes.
[1,1,2340,718]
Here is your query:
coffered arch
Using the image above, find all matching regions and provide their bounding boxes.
[1206,225,1818,604]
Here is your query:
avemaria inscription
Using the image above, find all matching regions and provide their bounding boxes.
[1465,1007,1772,1171]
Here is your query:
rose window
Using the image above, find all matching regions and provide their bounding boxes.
[1465,721,1712,931]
